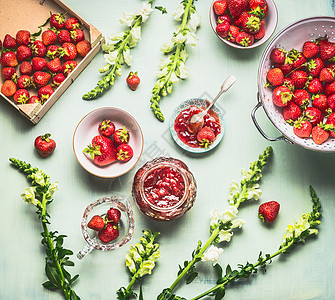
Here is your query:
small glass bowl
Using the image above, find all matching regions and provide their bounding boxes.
[77,195,135,259]
[132,157,197,221]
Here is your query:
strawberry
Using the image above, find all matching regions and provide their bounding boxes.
[227,0,249,17]
[274,61,292,75]
[52,73,66,87]
[325,113,335,137]
[3,34,17,49]
[61,42,77,60]
[58,30,71,44]
[253,20,265,40]
[249,0,267,15]
[327,94,335,111]
[282,101,301,122]
[302,41,319,59]
[38,85,54,102]
[42,30,58,46]
[13,89,29,104]
[126,71,140,91]
[304,107,323,127]
[266,67,284,86]
[0,51,18,67]
[319,67,334,83]
[319,40,335,61]
[288,70,308,89]
[235,31,254,47]
[197,126,215,148]
[65,17,81,30]
[311,124,330,145]
[293,89,310,108]
[324,81,335,97]
[46,45,61,59]
[34,133,56,157]
[218,14,232,24]
[83,135,117,166]
[47,57,62,73]
[306,57,324,78]
[234,11,248,27]
[213,0,228,15]
[1,67,17,81]
[258,201,280,223]
[287,49,306,69]
[17,75,33,89]
[32,57,47,71]
[31,40,47,57]
[62,60,77,76]
[0,38,2,49]
[116,144,134,162]
[113,126,130,145]
[270,48,286,64]
[19,61,33,75]
[272,86,292,107]
[216,21,230,38]
[98,119,115,137]
[70,28,84,43]
[50,13,65,29]
[76,40,91,57]
[27,95,41,104]
[312,94,328,114]
[33,71,51,88]
[16,30,30,46]
[16,45,32,61]
[1,80,17,97]
[308,78,323,94]
[87,215,105,231]
[283,77,295,91]
[293,119,312,138]
[226,25,240,43]
[98,223,119,243]
[241,13,261,34]
[107,208,121,223]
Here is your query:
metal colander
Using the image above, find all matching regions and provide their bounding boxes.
[252,16,335,152]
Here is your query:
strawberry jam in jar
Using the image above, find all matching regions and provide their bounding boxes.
[132,157,197,221]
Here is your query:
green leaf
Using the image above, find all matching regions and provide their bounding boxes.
[45,263,60,287]
[215,287,225,300]
[42,280,58,291]
[139,285,144,300]
[155,6,168,14]
[186,271,198,284]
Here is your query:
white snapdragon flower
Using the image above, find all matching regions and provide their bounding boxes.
[160,40,175,53]
[101,42,115,53]
[170,72,179,84]
[109,32,125,41]
[138,260,155,277]
[231,219,246,229]
[104,51,118,65]
[172,32,187,44]
[185,31,198,47]
[218,230,233,243]
[47,182,58,198]
[130,27,141,47]
[126,254,136,274]
[123,48,132,66]
[158,57,170,69]
[120,12,136,27]
[21,187,39,206]
[210,209,220,227]
[283,213,311,242]
[137,2,154,23]
[180,49,188,62]
[149,248,160,262]
[246,184,262,200]
[202,245,223,266]
[188,12,201,32]
[173,4,185,21]
[156,66,169,78]
[177,62,189,79]
[220,205,238,223]
[33,170,46,186]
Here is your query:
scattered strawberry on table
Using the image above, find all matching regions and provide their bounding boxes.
[87,207,121,243]
[265,36,335,145]
[126,71,140,91]
[34,133,56,157]
[212,0,269,47]
[258,200,280,223]
[0,13,92,105]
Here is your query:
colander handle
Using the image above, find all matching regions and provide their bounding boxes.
[251,94,293,144]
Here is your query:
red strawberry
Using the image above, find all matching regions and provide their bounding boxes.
[249,0,268,18]
[126,71,140,90]
[327,94,335,111]
[70,28,84,43]
[320,40,335,61]
[324,81,335,97]
[325,113,335,137]
[302,41,319,59]
[274,61,292,75]
[253,20,265,40]
[293,119,312,138]
[116,144,134,162]
[31,40,46,57]
[98,223,119,243]
[270,48,286,64]
[241,13,261,34]
[288,49,306,69]
[50,13,65,29]
[0,51,18,67]
[27,96,41,104]
[13,89,29,104]
[42,30,58,46]
[98,119,115,137]
[3,34,17,49]
[107,208,121,223]
[319,67,334,83]
[33,71,51,88]
[312,94,328,114]
[311,124,330,145]
[258,201,280,223]
[16,30,30,46]
[226,25,240,43]
[216,21,230,38]
[1,80,17,97]
[38,85,54,102]
[266,68,284,86]
[61,42,77,60]
[272,86,292,107]
[76,40,91,57]
[197,126,215,148]
[306,57,324,78]
[52,73,66,87]
[1,67,17,81]
[65,17,81,30]
[87,215,105,231]
[305,107,323,127]
[288,70,308,89]
[113,126,130,145]
[213,0,228,15]
[234,11,248,27]
[218,14,232,24]
[83,135,117,166]
[19,61,33,75]
[283,77,295,91]
[293,89,310,108]
[227,0,249,17]
[62,60,78,76]
[32,57,47,71]
[236,31,254,47]
[46,45,61,59]
[16,45,32,61]
[58,30,72,44]
[17,75,33,89]
[282,101,301,122]
[308,78,323,94]
[34,133,56,157]
[47,57,62,73]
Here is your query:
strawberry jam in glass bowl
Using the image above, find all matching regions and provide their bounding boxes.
[132,157,197,221]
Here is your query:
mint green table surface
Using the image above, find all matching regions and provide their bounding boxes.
[1,1,335,299]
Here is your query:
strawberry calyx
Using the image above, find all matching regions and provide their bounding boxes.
[117,126,130,143]
[318,122,335,133]
[280,91,292,105]
[127,71,138,80]
[245,15,261,32]
[198,138,212,149]
[83,144,102,159]
[41,133,52,143]
[249,6,265,19]
[100,119,112,131]
[117,149,130,161]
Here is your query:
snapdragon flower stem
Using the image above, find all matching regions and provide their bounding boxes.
[125,271,140,293]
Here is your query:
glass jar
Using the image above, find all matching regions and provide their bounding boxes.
[132,157,197,221]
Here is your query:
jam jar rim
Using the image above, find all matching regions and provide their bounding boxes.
[138,161,190,212]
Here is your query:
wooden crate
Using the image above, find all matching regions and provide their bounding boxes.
[0,0,102,124]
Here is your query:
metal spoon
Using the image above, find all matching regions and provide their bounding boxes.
[187,75,236,133]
